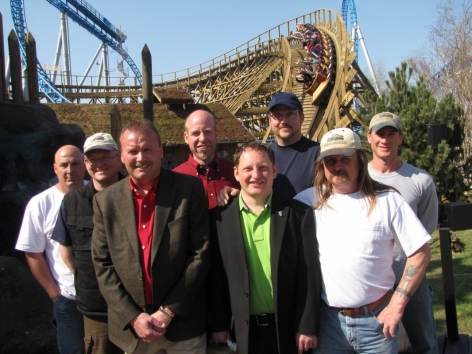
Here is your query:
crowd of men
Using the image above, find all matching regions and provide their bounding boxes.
[16,92,439,354]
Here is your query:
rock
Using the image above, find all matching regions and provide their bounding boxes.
[0,101,85,258]
[0,256,58,353]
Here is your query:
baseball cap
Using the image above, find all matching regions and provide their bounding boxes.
[318,128,362,161]
[268,92,303,112]
[83,133,118,154]
[369,112,402,133]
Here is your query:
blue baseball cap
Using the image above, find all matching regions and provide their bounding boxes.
[268,92,303,112]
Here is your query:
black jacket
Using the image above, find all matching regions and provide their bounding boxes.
[208,193,321,354]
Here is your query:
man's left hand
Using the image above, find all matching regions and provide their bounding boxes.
[296,333,317,353]
[151,308,174,329]
[376,303,403,340]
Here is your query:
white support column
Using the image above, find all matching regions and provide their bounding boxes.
[356,24,380,95]
[79,43,104,86]
[60,12,71,88]
[52,20,63,85]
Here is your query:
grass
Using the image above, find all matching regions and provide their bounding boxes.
[426,228,472,335]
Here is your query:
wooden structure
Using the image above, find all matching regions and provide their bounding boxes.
[29,8,376,142]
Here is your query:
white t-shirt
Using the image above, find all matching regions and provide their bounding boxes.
[16,185,76,299]
[295,187,430,308]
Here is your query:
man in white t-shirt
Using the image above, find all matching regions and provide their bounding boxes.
[367,112,439,354]
[295,128,431,354]
[16,145,86,354]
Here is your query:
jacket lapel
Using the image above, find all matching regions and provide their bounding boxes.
[219,198,247,267]
[151,169,175,265]
[115,179,140,260]
[270,193,289,289]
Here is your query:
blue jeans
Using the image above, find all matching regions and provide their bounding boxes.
[314,300,398,354]
[52,295,85,354]
[399,277,439,354]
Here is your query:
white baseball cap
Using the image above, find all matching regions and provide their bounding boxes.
[318,128,362,161]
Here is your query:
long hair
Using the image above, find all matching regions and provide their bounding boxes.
[313,150,394,216]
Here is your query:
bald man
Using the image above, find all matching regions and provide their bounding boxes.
[16,145,87,354]
[173,109,239,209]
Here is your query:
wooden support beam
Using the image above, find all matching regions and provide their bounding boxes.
[439,227,459,341]
[142,44,153,122]
[110,105,122,145]
[26,31,39,104]
[0,13,7,101]
[8,30,22,104]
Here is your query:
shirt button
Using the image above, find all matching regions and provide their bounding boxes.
[142,225,146,229]
[144,205,147,208]
[142,245,145,249]
[210,193,214,196]
[209,177,212,180]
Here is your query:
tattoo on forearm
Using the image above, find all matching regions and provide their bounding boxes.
[395,265,418,299]
[395,287,412,299]
[404,265,417,278]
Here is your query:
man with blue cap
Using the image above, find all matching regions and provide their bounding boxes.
[267,92,320,198]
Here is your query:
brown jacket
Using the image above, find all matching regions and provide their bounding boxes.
[92,168,211,353]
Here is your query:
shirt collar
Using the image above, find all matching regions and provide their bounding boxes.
[128,176,160,195]
[238,192,273,213]
[188,153,219,173]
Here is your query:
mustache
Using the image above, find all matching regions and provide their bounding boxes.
[135,162,149,168]
[332,170,350,179]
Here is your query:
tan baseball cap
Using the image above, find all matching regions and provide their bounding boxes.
[369,112,402,133]
[83,133,118,154]
[318,128,362,161]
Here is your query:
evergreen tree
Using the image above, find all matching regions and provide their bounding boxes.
[358,62,470,202]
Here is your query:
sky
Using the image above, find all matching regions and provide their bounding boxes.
[0,0,441,86]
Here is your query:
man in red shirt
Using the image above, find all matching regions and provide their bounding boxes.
[173,109,240,209]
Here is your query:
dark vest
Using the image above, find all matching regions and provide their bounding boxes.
[64,174,124,316]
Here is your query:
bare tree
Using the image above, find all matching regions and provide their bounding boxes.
[408,0,472,131]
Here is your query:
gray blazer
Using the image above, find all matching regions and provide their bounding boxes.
[92,168,211,353]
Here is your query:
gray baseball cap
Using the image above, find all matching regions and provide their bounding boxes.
[83,133,118,154]
[369,112,402,133]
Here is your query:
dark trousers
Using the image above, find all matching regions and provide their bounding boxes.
[248,322,279,354]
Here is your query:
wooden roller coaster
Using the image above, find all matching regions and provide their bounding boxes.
[57,8,377,142]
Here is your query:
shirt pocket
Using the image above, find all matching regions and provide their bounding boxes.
[67,215,94,250]
[353,222,385,256]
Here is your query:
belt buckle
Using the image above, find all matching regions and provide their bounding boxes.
[255,314,269,326]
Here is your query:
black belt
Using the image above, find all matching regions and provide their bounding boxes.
[250,313,276,326]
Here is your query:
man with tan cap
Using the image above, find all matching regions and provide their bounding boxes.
[295,127,431,353]
[52,133,124,353]
[16,145,86,354]
[368,112,439,354]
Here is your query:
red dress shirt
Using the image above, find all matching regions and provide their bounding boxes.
[173,153,240,209]
[129,177,159,305]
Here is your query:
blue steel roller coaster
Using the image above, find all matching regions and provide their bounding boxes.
[9,0,142,103]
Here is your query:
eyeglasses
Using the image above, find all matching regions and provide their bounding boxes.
[269,112,299,121]
[85,154,118,165]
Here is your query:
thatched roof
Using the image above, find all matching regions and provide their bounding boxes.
[48,103,255,146]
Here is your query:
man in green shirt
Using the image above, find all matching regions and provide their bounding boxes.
[208,141,321,354]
